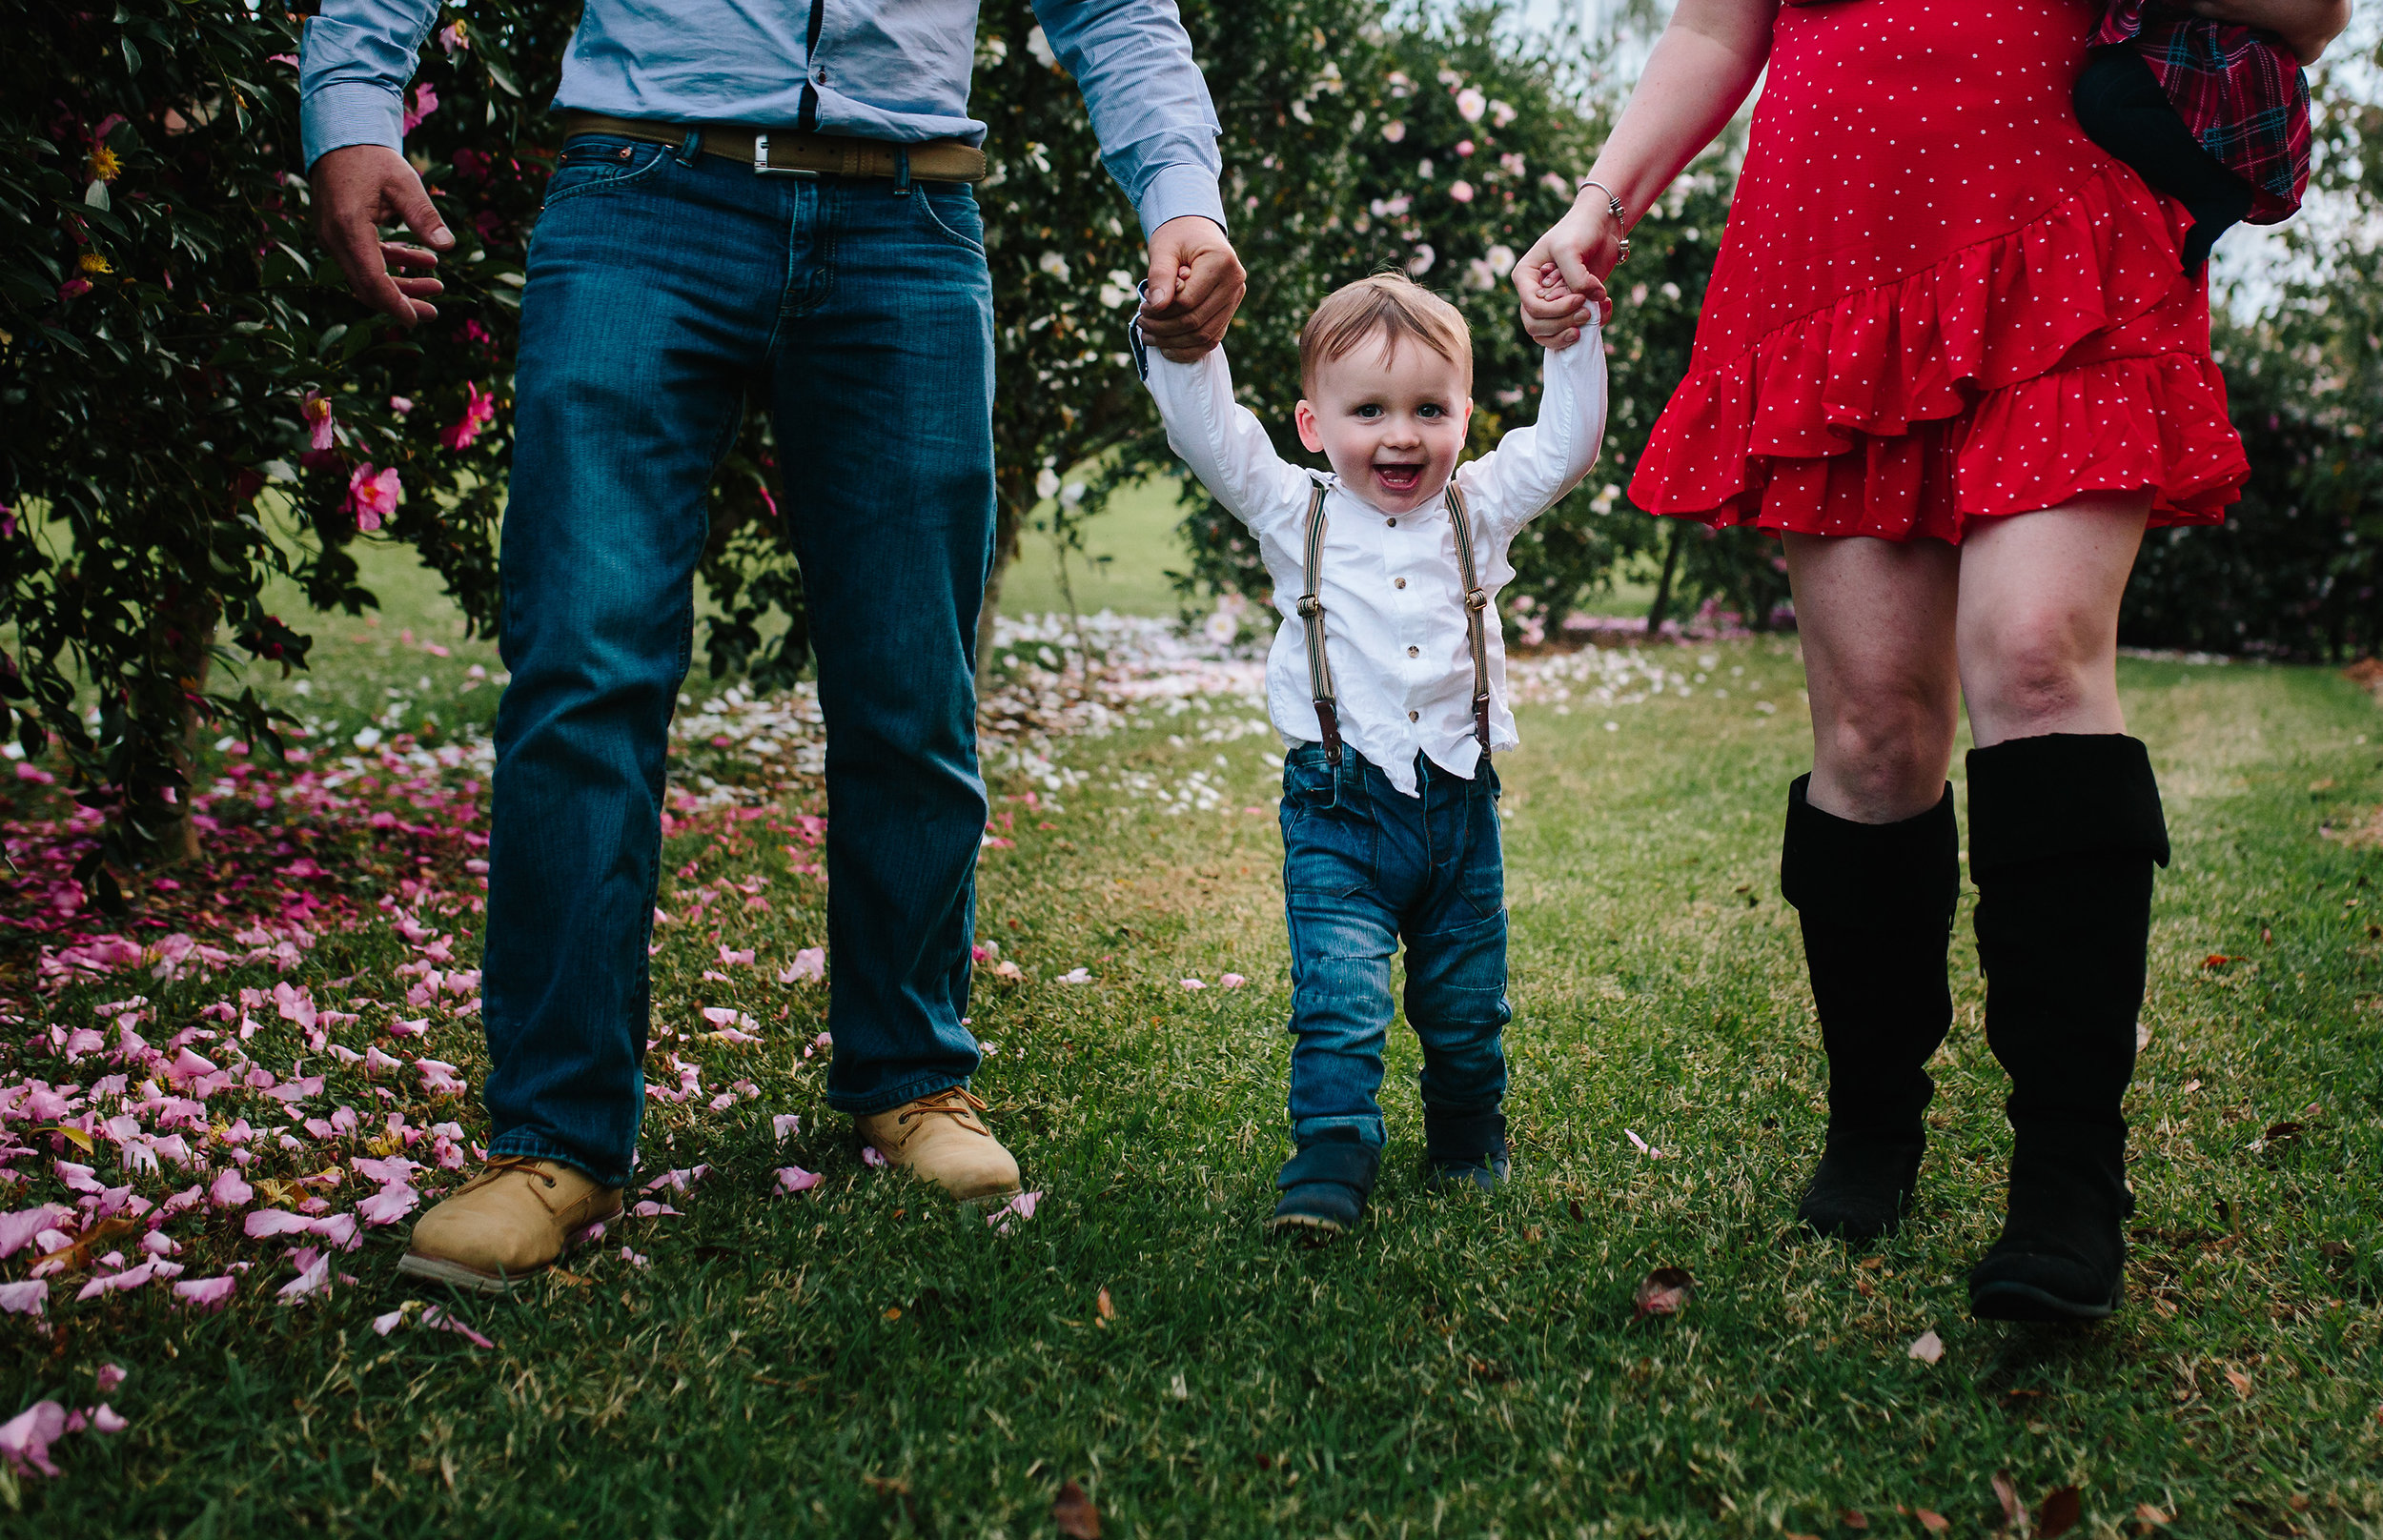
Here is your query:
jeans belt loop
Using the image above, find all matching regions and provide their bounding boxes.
[893,145,912,197]
[674,127,703,168]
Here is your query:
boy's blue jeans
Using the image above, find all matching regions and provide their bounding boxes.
[1279,744,1512,1150]
[480,133,995,1185]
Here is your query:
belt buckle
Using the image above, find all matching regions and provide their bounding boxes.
[752,134,818,178]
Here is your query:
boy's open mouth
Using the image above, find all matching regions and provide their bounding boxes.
[1373,463,1424,494]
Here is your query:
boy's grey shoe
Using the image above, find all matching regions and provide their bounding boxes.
[1268,1140,1381,1235]
[1424,1109,1509,1191]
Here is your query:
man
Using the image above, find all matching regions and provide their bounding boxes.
[302,0,1245,1291]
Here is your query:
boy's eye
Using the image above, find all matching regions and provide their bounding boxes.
[1355,404,1382,419]
[1417,404,1444,418]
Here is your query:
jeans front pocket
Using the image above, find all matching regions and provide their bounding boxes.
[542,136,675,211]
[1282,752,1376,898]
[912,181,987,255]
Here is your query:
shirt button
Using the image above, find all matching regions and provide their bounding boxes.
[1408,711,1419,721]
[1394,578,1407,589]
[1407,646,1418,658]
[1386,517,1397,527]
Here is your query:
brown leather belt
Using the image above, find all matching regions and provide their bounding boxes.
[559,111,987,183]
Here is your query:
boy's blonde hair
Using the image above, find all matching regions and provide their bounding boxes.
[1297,273,1472,395]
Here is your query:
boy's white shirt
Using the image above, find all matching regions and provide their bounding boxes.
[1141,327,1607,799]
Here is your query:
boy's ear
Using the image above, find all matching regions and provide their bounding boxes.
[1294,399,1326,455]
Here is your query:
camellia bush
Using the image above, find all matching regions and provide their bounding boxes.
[0,0,553,894]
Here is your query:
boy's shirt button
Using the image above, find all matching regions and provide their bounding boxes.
[1408,711,1419,721]
[1407,646,1418,658]
[1386,517,1396,527]
[1394,578,1407,589]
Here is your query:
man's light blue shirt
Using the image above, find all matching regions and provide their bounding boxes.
[299,0,1226,239]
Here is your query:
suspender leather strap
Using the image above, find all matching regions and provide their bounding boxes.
[1296,481,1343,765]
[1445,481,1495,756]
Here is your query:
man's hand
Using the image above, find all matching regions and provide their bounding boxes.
[311,144,454,325]
[1139,215,1246,362]
[1515,190,1621,348]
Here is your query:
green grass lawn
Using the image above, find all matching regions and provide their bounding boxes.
[9,563,2381,1535]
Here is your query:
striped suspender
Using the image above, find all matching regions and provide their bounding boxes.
[1296,482,1343,764]
[1297,480,1496,767]
[1445,481,1495,756]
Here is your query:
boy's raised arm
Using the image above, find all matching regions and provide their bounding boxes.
[1458,327,1610,534]
[1138,338,1315,535]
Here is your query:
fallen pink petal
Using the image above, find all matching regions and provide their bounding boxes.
[0,1400,66,1477]
[775,1165,824,1193]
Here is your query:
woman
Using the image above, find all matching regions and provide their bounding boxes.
[1517,0,2350,1323]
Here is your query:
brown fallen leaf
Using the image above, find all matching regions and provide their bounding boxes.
[1855,1274,1877,1298]
[1095,1287,1115,1323]
[1634,1266,1694,1320]
[1052,1478,1102,1539]
[2036,1486,2082,1538]
[2320,1240,2353,1259]
[1917,1509,1949,1533]
[1569,1199,1585,1223]
[2261,1121,2305,1147]
[1841,1510,1869,1530]
[34,1214,142,1272]
[2225,1368,2252,1398]
[1786,1531,1821,1539]
[1993,1471,2027,1530]
[2134,1501,2171,1529]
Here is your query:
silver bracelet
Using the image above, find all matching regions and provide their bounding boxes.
[1575,178,1632,264]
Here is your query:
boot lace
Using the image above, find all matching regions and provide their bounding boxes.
[896,1086,991,1140]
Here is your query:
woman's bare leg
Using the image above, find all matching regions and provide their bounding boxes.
[1954,492,2150,743]
[1951,490,2163,1323]
[1782,532,1963,823]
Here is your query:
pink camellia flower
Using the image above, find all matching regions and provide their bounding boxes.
[775,1165,824,1194]
[346,463,401,532]
[0,1400,67,1476]
[400,82,439,135]
[1455,86,1487,122]
[1455,138,1476,157]
[1381,120,1406,143]
[1449,180,1476,204]
[95,1365,126,1394]
[440,380,498,451]
[58,278,92,301]
[173,1275,237,1309]
[301,389,336,451]
[437,19,469,53]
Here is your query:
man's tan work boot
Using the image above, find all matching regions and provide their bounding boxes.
[856,1086,1022,1204]
[397,1156,622,1294]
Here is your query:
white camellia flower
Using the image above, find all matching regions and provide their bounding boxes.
[1381,120,1406,143]
[1025,25,1055,66]
[1407,243,1436,276]
[1456,87,1487,122]
[1037,251,1069,280]
[1035,467,1061,500]
[1486,243,1517,275]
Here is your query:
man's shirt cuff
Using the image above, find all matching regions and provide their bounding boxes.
[300,81,406,171]
[1135,163,1229,243]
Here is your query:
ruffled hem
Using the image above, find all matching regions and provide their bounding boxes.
[1628,159,2249,537]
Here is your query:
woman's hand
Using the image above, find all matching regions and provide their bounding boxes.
[1509,0,1775,344]
[2176,0,2353,63]
[1515,201,1622,347]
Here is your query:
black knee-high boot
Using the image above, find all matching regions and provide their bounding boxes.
[1780,776,1960,1241]
[1965,734,2169,1322]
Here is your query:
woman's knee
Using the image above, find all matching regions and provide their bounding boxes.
[1963,610,2112,736]
[1812,690,1956,814]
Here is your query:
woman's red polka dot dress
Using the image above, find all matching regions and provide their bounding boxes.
[1628,0,2250,542]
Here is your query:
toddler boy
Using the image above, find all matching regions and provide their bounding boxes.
[1134,271,1606,1233]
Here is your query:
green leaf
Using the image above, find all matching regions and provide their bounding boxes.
[84,179,112,211]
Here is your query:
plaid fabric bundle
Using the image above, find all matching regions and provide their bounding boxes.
[2092,0,2310,223]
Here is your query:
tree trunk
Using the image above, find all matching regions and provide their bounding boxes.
[156,590,219,867]
[975,473,1027,689]
[1646,522,1686,637]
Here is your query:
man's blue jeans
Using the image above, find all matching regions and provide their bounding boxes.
[1279,745,1512,1150]
[481,132,994,1185]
